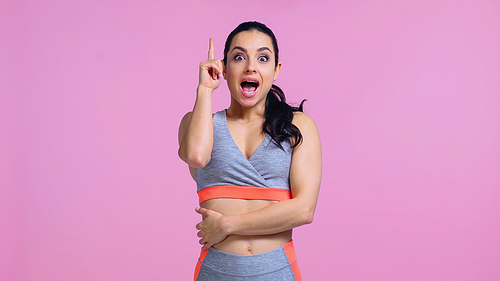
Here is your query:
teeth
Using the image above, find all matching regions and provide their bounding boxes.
[241,81,258,86]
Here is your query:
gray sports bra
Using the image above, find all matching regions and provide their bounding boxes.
[195,110,293,204]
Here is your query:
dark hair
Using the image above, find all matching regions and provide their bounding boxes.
[223,21,305,148]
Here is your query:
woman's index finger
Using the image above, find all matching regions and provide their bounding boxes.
[208,38,215,60]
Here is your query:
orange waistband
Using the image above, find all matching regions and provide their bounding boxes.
[194,240,301,281]
[198,185,291,204]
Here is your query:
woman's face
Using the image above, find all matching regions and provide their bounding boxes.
[224,30,282,109]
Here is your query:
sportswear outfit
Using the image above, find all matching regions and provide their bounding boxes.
[194,110,301,281]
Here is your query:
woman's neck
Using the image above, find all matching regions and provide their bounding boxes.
[227,100,265,121]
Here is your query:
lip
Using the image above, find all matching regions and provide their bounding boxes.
[240,77,260,98]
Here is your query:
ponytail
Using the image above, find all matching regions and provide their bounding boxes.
[263,84,305,149]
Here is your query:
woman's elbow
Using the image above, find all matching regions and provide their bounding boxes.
[300,207,315,225]
[189,155,211,168]
[179,148,211,168]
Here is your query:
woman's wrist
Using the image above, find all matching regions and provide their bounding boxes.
[221,215,239,236]
[197,85,214,96]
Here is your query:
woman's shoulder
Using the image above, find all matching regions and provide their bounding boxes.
[179,110,193,128]
[292,111,317,130]
[178,111,218,142]
[180,111,193,123]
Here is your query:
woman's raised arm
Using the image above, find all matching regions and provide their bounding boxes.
[178,39,224,168]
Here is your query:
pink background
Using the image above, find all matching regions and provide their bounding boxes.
[1,1,499,280]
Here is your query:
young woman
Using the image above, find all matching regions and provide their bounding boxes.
[178,21,322,281]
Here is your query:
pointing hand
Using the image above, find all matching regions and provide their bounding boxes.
[198,38,224,91]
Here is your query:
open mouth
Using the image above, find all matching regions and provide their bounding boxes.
[240,78,260,97]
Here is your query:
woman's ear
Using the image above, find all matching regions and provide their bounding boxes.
[223,64,227,80]
[273,62,282,81]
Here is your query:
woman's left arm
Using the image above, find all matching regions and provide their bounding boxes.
[196,112,322,249]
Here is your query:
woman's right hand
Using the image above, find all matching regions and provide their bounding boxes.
[198,38,224,91]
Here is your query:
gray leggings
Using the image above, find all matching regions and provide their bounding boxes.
[194,240,301,281]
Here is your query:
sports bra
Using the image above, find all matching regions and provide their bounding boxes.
[195,110,293,204]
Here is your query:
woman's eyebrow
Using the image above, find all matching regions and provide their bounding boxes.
[257,47,272,53]
[231,46,247,53]
[231,46,273,53]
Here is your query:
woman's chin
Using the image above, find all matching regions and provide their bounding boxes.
[233,97,262,108]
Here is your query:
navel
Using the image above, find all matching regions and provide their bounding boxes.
[245,246,253,255]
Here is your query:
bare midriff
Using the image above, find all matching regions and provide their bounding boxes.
[200,198,292,255]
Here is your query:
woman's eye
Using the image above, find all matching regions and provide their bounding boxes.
[234,54,244,60]
[259,56,269,62]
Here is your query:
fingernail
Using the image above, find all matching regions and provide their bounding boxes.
[195,207,200,211]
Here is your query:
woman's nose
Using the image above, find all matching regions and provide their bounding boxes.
[245,62,256,74]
